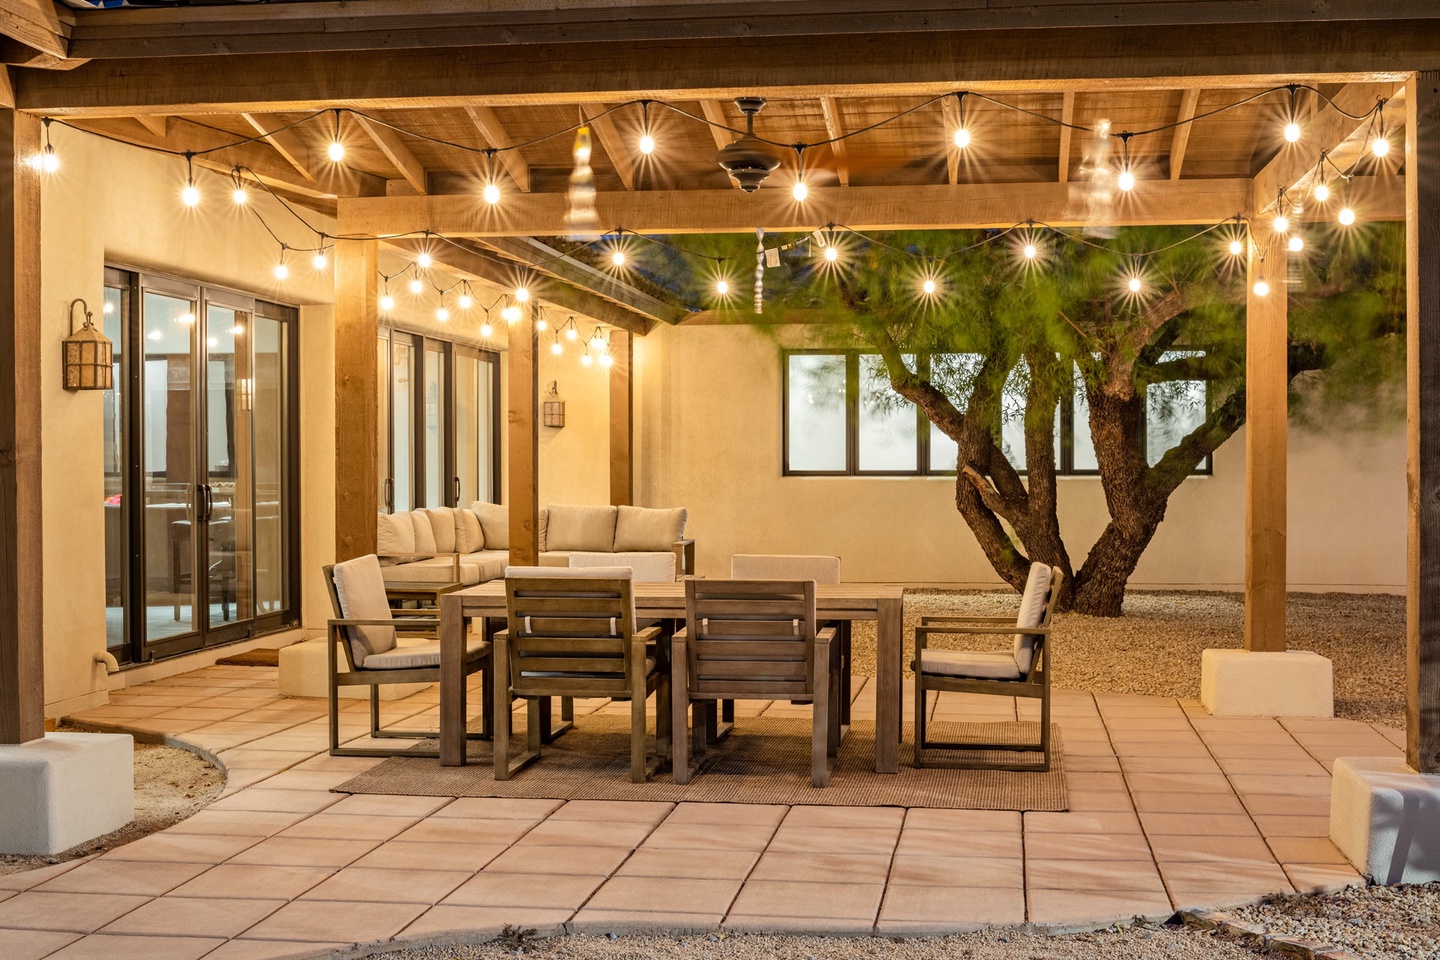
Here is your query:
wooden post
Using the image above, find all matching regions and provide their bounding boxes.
[1243,228,1288,652]
[0,107,43,745]
[508,304,539,565]
[334,239,378,561]
[609,329,632,506]
[1407,71,1440,774]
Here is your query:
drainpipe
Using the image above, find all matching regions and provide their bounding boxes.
[94,650,120,674]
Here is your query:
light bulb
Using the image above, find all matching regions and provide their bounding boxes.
[379,294,395,311]
[416,252,432,269]
[792,179,808,202]
[1023,243,1037,260]
[483,182,501,205]
[823,245,839,262]
[501,305,520,323]
[232,186,249,205]
[1372,136,1391,158]
[1338,206,1356,226]
[1253,279,1270,297]
[514,286,529,303]
[922,278,937,295]
[1313,182,1330,202]
[274,261,288,280]
[611,250,626,267]
[458,293,473,310]
[715,279,729,296]
[599,353,614,368]
[535,317,548,332]
[480,322,493,337]
[1117,169,1136,192]
[1288,235,1304,252]
[1273,214,1289,234]
[409,278,423,294]
[551,341,563,355]
[1229,239,1244,256]
[953,127,971,149]
[638,133,655,155]
[1127,276,1142,293]
[436,307,450,321]
[181,182,200,207]
[566,326,578,340]
[581,353,594,367]
[590,333,606,350]
[1283,121,1301,143]
[328,141,345,162]
[312,252,327,270]
[40,145,58,173]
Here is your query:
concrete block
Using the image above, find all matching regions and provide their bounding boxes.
[1331,756,1440,884]
[1200,649,1334,717]
[278,638,427,700]
[0,733,134,855]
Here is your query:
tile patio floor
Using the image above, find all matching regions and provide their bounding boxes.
[0,663,1405,960]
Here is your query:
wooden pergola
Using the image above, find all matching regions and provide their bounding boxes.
[0,0,1435,777]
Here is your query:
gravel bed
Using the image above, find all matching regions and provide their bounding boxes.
[846,589,1406,726]
[365,926,1263,960]
[1228,883,1440,960]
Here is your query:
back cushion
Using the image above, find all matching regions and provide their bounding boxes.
[424,507,457,553]
[455,508,484,554]
[546,504,619,552]
[537,507,549,552]
[1013,563,1053,675]
[471,501,508,550]
[614,506,687,552]
[376,512,415,564]
[410,511,437,557]
[331,555,397,664]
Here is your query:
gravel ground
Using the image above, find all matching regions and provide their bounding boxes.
[1229,883,1440,960]
[365,925,1265,960]
[0,730,223,875]
[847,589,1406,726]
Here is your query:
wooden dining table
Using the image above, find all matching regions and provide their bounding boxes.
[439,580,907,772]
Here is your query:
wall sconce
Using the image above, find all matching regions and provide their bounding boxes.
[62,298,114,391]
[542,380,565,428]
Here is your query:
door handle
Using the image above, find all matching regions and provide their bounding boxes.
[453,476,461,506]
[383,477,394,512]
[197,483,212,522]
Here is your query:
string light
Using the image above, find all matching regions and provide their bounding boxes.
[1288,235,1304,252]
[599,352,614,368]
[952,92,972,149]
[638,100,656,155]
[715,279,730,296]
[1338,206,1356,225]
[551,338,563,355]
[480,320,494,337]
[312,250,328,270]
[483,182,501,205]
[326,109,345,162]
[535,315,548,332]
[581,353,594,367]
[791,146,809,201]
[566,322,579,340]
[1371,135,1391,158]
[921,277,937,295]
[1117,168,1136,192]
[589,329,606,350]
[1253,278,1270,297]
[379,292,395,311]
[792,179,809,201]
[181,154,200,207]
[459,291,473,310]
[1283,121,1302,143]
[1228,239,1244,256]
[1023,243,1038,260]
[1312,181,1330,202]
[1127,275,1142,293]
[38,120,58,173]
[501,304,521,323]
[514,286,530,303]
[416,251,433,269]
[232,186,249,205]
[273,250,289,280]
[823,245,839,262]
[409,277,424,294]
[610,249,626,267]
[436,306,450,321]
[1272,214,1290,234]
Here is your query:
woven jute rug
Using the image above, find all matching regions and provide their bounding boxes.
[332,716,1067,811]
[215,648,281,667]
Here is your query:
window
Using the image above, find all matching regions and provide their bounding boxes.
[783,350,1211,477]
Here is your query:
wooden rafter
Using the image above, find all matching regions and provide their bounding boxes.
[1169,88,1201,180]
[0,0,68,61]
[582,103,635,191]
[464,105,530,193]
[819,97,849,187]
[353,112,428,194]
[133,113,168,138]
[1057,91,1076,183]
[479,235,687,325]
[240,112,317,184]
[939,94,960,185]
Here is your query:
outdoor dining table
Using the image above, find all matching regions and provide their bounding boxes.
[439,580,907,772]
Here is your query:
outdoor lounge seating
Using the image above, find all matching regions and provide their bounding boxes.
[671,578,842,787]
[494,566,669,782]
[323,555,494,758]
[912,563,1062,771]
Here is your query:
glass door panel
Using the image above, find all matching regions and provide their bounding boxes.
[423,343,445,506]
[454,353,479,506]
[102,284,127,649]
[391,337,415,511]
[253,315,286,616]
[202,304,254,634]
[377,335,391,511]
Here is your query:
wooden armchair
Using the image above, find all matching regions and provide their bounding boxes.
[323,556,493,758]
[671,579,841,787]
[912,564,1062,772]
[495,567,669,782]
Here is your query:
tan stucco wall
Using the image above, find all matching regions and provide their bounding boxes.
[538,344,611,507]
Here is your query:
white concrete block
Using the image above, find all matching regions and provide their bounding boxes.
[0,733,134,856]
[1331,756,1440,884]
[278,638,426,700]
[1200,649,1334,717]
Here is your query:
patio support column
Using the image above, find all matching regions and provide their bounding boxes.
[1244,228,1288,653]
[609,329,632,506]
[334,238,378,562]
[508,304,539,564]
[1407,72,1440,775]
[0,107,42,745]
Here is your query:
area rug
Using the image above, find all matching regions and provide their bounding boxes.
[215,648,281,667]
[332,717,1066,810]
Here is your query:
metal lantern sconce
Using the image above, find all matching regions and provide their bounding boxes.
[62,298,114,391]
[542,380,565,428]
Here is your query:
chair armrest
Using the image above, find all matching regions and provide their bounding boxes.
[817,625,839,643]
[915,624,1049,638]
[634,625,662,644]
[920,615,1015,625]
[672,538,696,577]
[328,617,440,628]
[671,626,689,643]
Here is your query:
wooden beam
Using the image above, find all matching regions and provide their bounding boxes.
[1169,88,1200,180]
[239,112,318,184]
[133,113,167,138]
[1243,228,1287,653]
[819,96,849,187]
[609,329,632,506]
[582,103,635,191]
[0,108,43,744]
[699,100,733,151]
[508,304,539,566]
[464,105,529,193]
[352,112,429,194]
[939,94,960,186]
[478,235,686,325]
[334,238,379,561]
[1057,91,1075,183]
[1407,72,1440,774]
[0,0,68,61]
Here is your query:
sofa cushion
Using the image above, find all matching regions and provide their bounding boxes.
[376,512,415,565]
[424,507,457,554]
[1014,563,1052,675]
[546,504,619,552]
[331,555,397,664]
[455,508,484,553]
[569,550,676,583]
[614,506,687,552]
[409,510,437,557]
[920,649,1023,681]
[538,508,549,552]
[459,552,509,583]
[472,501,508,550]
[363,636,488,670]
[380,557,483,586]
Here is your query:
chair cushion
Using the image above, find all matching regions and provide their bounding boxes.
[731,554,840,583]
[381,558,483,586]
[410,511,437,557]
[460,552,509,582]
[1014,563,1053,674]
[424,507,458,554]
[455,508,484,553]
[613,505,687,552]
[570,550,675,583]
[362,636,487,670]
[545,504,619,552]
[331,555,397,664]
[920,649,1023,681]
[471,501,508,550]
[376,512,414,565]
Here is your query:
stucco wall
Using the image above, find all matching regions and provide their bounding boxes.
[538,345,612,508]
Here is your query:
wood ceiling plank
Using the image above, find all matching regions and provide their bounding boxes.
[464,105,530,192]
[582,103,635,191]
[133,113,168,138]
[240,112,317,183]
[1057,91,1075,183]
[353,111,429,194]
[939,94,960,185]
[819,97,849,187]
[1169,88,1201,179]
[479,235,687,324]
